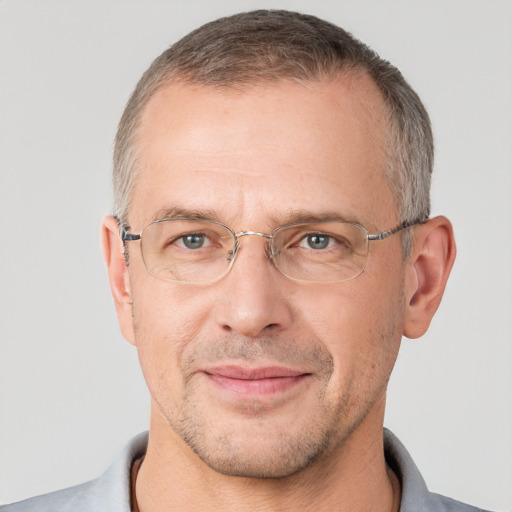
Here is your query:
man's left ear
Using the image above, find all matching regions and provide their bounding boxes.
[403,216,456,339]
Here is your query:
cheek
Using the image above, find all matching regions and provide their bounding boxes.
[300,273,405,389]
[129,278,215,393]
[132,273,211,338]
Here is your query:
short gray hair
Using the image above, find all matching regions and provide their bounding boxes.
[114,10,433,254]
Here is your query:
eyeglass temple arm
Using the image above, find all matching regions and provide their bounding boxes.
[367,217,427,241]
[117,221,141,242]
[122,232,141,242]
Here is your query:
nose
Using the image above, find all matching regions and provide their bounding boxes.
[214,235,293,338]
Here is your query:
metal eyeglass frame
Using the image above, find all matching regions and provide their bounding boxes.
[119,216,427,284]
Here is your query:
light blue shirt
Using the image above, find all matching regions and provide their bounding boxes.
[1,430,491,511]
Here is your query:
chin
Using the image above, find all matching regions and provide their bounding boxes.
[191,437,330,479]
[173,411,339,479]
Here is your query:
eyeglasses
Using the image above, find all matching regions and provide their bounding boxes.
[120,217,424,285]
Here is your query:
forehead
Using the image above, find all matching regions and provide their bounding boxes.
[130,74,394,230]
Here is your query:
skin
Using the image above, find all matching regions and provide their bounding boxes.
[102,74,456,511]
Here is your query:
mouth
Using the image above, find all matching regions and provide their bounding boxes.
[202,365,312,396]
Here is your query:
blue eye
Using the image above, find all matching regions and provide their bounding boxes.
[305,234,330,250]
[180,234,206,249]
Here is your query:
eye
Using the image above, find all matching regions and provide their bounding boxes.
[299,233,337,250]
[175,233,210,249]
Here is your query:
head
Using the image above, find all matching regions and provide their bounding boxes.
[103,10,455,480]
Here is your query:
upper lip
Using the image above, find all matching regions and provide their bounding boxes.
[202,365,309,380]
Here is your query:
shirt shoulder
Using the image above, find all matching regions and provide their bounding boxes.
[0,432,148,512]
[0,480,97,512]
[383,429,493,512]
[426,492,491,512]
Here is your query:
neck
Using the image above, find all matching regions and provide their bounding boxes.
[135,401,400,512]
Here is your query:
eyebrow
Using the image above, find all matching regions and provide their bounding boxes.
[151,206,221,223]
[278,209,357,226]
[150,206,358,228]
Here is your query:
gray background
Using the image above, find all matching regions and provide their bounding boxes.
[0,1,511,510]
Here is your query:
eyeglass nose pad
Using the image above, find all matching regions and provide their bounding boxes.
[269,246,280,260]
[227,241,240,262]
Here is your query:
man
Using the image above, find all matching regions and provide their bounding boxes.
[1,9,490,512]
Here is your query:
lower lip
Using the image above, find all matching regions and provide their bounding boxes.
[206,373,310,396]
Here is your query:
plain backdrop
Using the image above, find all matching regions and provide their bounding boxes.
[0,1,511,510]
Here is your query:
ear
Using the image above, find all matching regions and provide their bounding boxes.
[101,215,136,345]
[403,216,456,339]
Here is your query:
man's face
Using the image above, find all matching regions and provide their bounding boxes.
[123,75,407,478]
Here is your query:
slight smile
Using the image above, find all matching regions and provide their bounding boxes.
[202,366,312,396]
